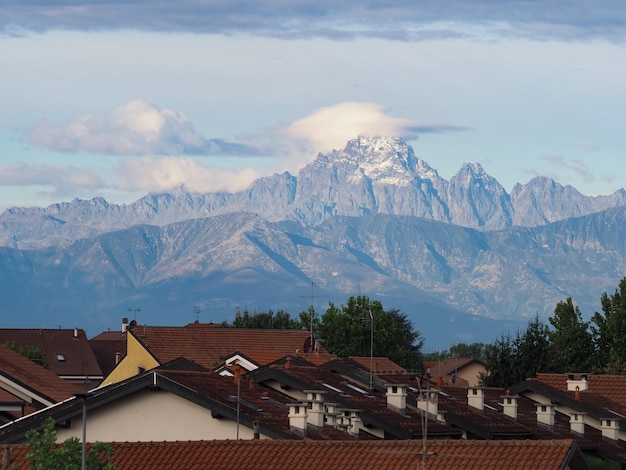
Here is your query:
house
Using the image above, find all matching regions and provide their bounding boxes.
[1,438,589,470]
[89,327,128,378]
[424,356,486,387]
[0,345,81,424]
[0,329,103,387]
[103,323,331,384]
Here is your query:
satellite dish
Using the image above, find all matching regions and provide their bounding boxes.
[303,335,316,353]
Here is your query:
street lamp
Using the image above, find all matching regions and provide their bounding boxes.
[74,391,92,470]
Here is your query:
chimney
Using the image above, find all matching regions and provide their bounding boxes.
[536,403,555,428]
[121,318,129,333]
[570,412,586,436]
[567,374,589,391]
[115,352,122,364]
[253,421,260,440]
[304,390,325,428]
[73,328,78,338]
[417,389,439,420]
[285,357,292,369]
[468,387,485,411]
[287,403,307,436]
[338,409,360,437]
[501,391,519,419]
[601,418,620,441]
[2,446,10,469]
[324,403,340,426]
[385,384,407,413]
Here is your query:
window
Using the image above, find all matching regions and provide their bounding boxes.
[56,353,66,362]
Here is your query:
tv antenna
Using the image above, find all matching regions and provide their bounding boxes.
[194,305,201,322]
[300,282,320,353]
[127,308,140,323]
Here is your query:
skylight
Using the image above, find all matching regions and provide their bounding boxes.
[322,383,344,393]
[56,353,66,362]
[344,383,370,395]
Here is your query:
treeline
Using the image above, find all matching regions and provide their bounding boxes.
[222,296,424,372]
[480,278,626,387]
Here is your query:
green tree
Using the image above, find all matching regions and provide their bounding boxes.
[23,417,115,470]
[224,308,298,329]
[591,278,626,372]
[317,296,423,371]
[548,298,595,373]
[480,315,551,387]
[3,341,47,367]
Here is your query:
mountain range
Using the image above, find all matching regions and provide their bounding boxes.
[2,136,625,349]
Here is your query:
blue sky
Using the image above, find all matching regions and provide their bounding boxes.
[1,1,625,210]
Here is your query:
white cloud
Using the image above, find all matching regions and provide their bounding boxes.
[116,156,261,193]
[274,102,466,171]
[28,99,258,157]
[0,161,103,188]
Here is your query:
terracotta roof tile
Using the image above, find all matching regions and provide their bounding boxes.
[0,329,102,379]
[535,373,626,408]
[0,345,82,404]
[2,439,585,470]
[130,326,329,368]
[349,356,406,374]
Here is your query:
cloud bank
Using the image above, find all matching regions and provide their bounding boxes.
[28,100,258,157]
[3,0,626,42]
[14,100,465,200]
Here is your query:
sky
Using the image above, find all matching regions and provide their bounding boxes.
[1,1,626,211]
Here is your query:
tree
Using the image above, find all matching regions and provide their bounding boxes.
[223,308,298,329]
[591,278,626,372]
[3,340,47,367]
[317,296,424,371]
[22,417,115,470]
[480,315,551,387]
[548,298,595,373]
[423,343,487,362]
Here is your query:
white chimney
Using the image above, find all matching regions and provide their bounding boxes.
[468,387,485,411]
[122,317,129,333]
[601,418,620,441]
[501,392,519,419]
[567,374,589,391]
[338,409,361,437]
[570,412,586,436]
[324,402,340,426]
[417,389,439,419]
[536,403,555,428]
[385,384,407,413]
[304,390,325,428]
[287,403,308,436]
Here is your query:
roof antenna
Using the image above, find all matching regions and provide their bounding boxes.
[194,305,201,323]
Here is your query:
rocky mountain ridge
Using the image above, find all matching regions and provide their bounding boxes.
[2,136,625,348]
[2,136,625,249]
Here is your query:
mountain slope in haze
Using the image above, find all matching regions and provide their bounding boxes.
[2,136,625,250]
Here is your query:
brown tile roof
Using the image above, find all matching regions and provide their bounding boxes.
[535,373,626,407]
[425,357,483,376]
[0,329,102,379]
[0,345,82,404]
[349,356,406,374]
[89,331,127,377]
[129,326,329,368]
[2,439,586,470]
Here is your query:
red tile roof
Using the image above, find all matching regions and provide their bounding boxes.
[349,356,406,374]
[0,346,82,404]
[129,326,330,368]
[2,439,586,470]
[0,329,102,379]
[535,373,626,407]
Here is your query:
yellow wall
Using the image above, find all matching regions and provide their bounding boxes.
[100,333,159,385]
